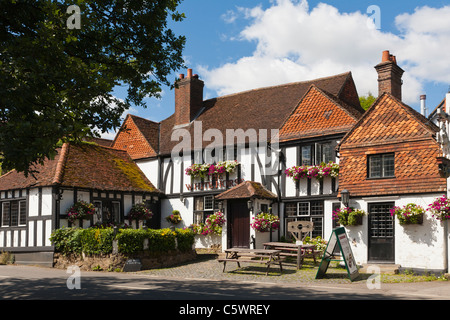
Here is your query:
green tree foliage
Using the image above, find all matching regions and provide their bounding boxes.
[0,0,186,175]
[359,92,377,111]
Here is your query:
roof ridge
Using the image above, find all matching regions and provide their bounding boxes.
[202,72,352,104]
[52,142,69,185]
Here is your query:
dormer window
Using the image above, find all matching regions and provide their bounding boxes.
[368,153,395,178]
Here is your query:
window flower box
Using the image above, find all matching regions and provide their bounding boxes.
[185,161,240,179]
[285,162,339,181]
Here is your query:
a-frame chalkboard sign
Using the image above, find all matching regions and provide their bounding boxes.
[315,227,360,281]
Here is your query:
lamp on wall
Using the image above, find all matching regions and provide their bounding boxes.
[341,189,350,207]
[180,194,186,206]
[247,200,253,212]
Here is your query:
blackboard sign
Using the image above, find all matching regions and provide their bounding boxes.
[123,258,142,272]
[315,227,359,281]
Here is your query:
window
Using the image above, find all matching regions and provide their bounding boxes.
[316,142,335,164]
[368,153,395,178]
[194,195,218,224]
[93,200,120,225]
[298,142,336,166]
[301,146,312,165]
[285,201,324,238]
[1,200,26,227]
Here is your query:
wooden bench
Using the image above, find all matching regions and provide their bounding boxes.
[263,242,321,269]
[218,248,284,275]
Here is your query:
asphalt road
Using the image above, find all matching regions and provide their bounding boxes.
[1,264,450,302]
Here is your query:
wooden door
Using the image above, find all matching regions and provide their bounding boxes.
[228,200,250,248]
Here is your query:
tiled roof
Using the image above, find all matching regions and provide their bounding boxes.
[338,92,445,197]
[0,143,160,193]
[215,181,277,200]
[339,93,438,148]
[157,72,361,155]
[279,85,364,142]
[112,114,159,160]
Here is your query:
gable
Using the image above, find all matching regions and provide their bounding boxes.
[279,85,362,142]
[112,115,158,160]
[340,93,438,148]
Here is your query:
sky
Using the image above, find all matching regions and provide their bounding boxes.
[107,0,450,139]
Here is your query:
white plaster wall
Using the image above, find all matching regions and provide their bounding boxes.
[163,158,172,194]
[136,159,159,188]
[41,187,53,216]
[182,155,192,193]
[285,147,296,197]
[45,219,52,246]
[239,146,252,181]
[28,188,39,217]
[160,197,193,229]
[393,194,446,270]
[28,221,34,246]
[343,194,447,270]
[172,156,182,194]
[123,194,133,217]
[60,189,74,216]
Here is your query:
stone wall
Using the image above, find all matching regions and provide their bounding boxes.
[53,250,197,272]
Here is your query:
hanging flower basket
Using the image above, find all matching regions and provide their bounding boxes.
[66,200,95,223]
[166,210,182,224]
[427,195,450,222]
[191,211,225,235]
[390,203,424,225]
[251,213,280,232]
[333,207,365,226]
[128,203,153,221]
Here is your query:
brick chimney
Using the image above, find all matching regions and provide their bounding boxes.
[174,68,204,126]
[374,50,404,100]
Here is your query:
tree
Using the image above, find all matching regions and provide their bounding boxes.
[0,0,186,175]
[359,92,377,111]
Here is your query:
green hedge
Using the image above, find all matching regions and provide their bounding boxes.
[50,227,196,255]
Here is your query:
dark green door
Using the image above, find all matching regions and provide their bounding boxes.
[368,202,395,263]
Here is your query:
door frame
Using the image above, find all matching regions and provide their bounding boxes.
[227,199,251,249]
[367,202,395,263]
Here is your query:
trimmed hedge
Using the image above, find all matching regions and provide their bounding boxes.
[50,227,196,255]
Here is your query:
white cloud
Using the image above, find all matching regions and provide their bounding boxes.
[198,0,450,106]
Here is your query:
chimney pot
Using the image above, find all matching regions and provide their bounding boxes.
[420,94,427,116]
[187,68,193,78]
[382,50,390,62]
[179,74,184,79]
[375,50,404,101]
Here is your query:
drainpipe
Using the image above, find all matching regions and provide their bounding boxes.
[251,235,256,249]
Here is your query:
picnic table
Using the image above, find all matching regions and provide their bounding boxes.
[263,242,320,270]
[217,248,284,275]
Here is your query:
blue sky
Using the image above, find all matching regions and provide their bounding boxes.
[108,0,450,138]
